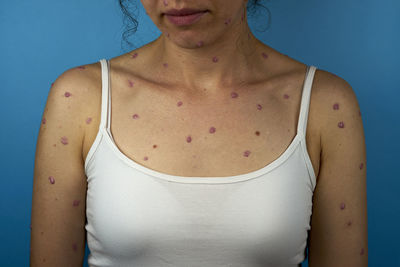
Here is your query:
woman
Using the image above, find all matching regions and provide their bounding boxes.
[30,0,368,266]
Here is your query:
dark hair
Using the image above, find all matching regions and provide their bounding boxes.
[118,0,271,51]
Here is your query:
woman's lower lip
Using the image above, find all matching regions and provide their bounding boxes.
[165,11,207,26]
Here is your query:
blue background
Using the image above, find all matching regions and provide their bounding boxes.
[1,0,399,266]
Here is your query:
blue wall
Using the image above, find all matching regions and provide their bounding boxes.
[0,0,399,266]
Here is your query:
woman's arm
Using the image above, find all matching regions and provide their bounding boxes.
[307,70,368,266]
[30,68,90,266]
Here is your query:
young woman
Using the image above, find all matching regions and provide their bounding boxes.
[30,0,368,266]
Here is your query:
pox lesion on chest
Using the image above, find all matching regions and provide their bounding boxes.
[110,96,300,177]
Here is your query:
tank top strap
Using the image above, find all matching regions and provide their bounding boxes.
[99,59,112,135]
[296,65,317,137]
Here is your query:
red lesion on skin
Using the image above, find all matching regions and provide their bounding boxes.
[224,18,231,25]
[283,94,289,99]
[72,243,78,252]
[48,176,55,184]
[131,52,138,58]
[144,156,149,161]
[333,103,339,110]
[42,118,46,124]
[261,52,268,59]
[209,127,216,133]
[255,131,260,136]
[163,0,168,6]
[360,248,365,255]
[128,80,134,87]
[64,92,71,97]
[359,162,364,170]
[231,92,238,98]
[197,41,204,47]
[132,114,139,119]
[257,104,262,110]
[163,63,168,68]
[212,56,219,63]
[153,144,157,149]
[186,136,192,143]
[86,117,92,124]
[243,150,251,157]
[73,200,80,207]
[77,66,86,70]
[60,136,69,145]
[340,203,346,210]
[177,101,183,107]
[338,121,345,128]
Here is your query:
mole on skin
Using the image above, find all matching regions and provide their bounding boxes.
[153,144,157,149]
[224,18,231,25]
[64,91,71,97]
[186,136,192,143]
[144,156,149,161]
[338,121,345,128]
[347,220,352,226]
[243,150,251,157]
[255,131,260,136]
[209,127,216,134]
[359,163,364,170]
[132,114,139,119]
[86,117,92,124]
[177,101,183,107]
[48,176,55,184]
[197,41,204,47]
[360,248,365,255]
[60,136,69,145]
[212,56,219,63]
[257,104,262,110]
[42,118,46,124]
[163,63,168,68]
[131,52,138,58]
[340,203,346,210]
[283,94,289,99]
[73,200,80,207]
[72,243,78,252]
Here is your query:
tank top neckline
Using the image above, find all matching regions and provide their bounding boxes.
[85,59,317,184]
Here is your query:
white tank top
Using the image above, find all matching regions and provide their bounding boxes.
[84,59,318,267]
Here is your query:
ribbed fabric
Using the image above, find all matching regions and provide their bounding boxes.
[84,59,318,267]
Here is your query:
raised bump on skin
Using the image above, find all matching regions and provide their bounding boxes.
[360,248,365,255]
[340,202,346,210]
[77,66,86,70]
[131,52,138,58]
[231,92,238,98]
[53,144,56,147]
[64,91,71,97]
[338,121,345,128]
[359,163,364,170]
[163,63,168,68]
[224,18,231,25]
[72,243,78,252]
[257,104,262,110]
[333,103,339,110]
[347,220,352,226]
[209,127,216,134]
[153,144,157,149]
[177,101,183,107]
[243,150,251,157]
[212,56,219,63]
[283,94,289,99]
[86,117,92,124]
[255,131,260,136]
[60,136,69,145]
[73,200,80,207]
[163,0,168,6]
[48,176,55,184]
[261,52,268,59]
[128,80,134,87]
[144,156,149,161]
[186,135,192,143]
[132,114,139,119]
[42,118,46,124]
[197,41,204,47]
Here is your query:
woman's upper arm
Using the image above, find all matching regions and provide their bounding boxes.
[308,71,368,266]
[30,67,92,266]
